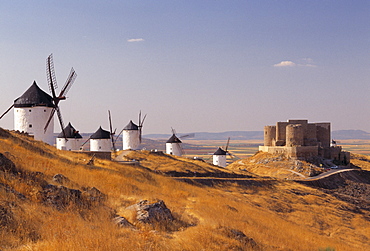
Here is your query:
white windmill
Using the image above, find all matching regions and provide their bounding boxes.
[212,137,234,167]
[121,111,146,150]
[89,126,111,152]
[165,128,193,156]
[56,122,83,151]
[0,54,77,145]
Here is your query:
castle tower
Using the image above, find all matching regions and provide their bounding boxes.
[286,124,304,147]
[56,122,83,151]
[122,120,140,150]
[90,126,111,151]
[166,134,183,156]
[13,81,55,145]
[264,125,276,146]
[213,147,227,167]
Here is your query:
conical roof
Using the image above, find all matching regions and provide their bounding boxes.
[14,81,54,108]
[90,126,111,139]
[213,147,227,155]
[123,120,139,130]
[57,122,82,139]
[166,134,182,143]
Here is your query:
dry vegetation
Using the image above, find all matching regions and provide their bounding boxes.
[0,128,369,250]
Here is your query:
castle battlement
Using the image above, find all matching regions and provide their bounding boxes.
[259,119,350,165]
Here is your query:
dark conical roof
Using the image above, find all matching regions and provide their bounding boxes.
[57,122,82,139]
[213,147,227,155]
[90,126,111,139]
[124,120,139,130]
[14,81,54,108]
[166,134,182,143]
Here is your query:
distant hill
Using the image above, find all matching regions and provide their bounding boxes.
[332,130,370,140]
[144,131,264,140]
[145,130,370,141]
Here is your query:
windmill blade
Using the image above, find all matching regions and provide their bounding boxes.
[227,152,234,159]
[56,107,67,141]
[108,110,116,152]
[171,127,176,135]
[44,107,56,133]
[0,104,14,120]
[179,133,195,139]
[225,137,231,151]
[138,110,141,127]
[114,128,125,143]
[46,54,58,99]
[80,136,91,148]
[140,113,147,127]
[58,68,77,98]
[139,113,147,143]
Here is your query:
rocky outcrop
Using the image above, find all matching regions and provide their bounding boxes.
[134,200,174,224]
[38,184,105,210]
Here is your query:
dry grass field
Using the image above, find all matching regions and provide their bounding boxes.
[1,129,370,250]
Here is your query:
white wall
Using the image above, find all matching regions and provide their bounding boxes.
[56,138,83,151]
[122,130,140,150]
[14,106,54,145]
[90,138,111,151]
[213,154,227,167]
[166,142,182,156]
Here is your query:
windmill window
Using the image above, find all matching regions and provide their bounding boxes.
[29,110,32,112]
[29,124,32,128]
[44,109,46,112]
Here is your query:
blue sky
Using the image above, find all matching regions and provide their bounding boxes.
[0,1,369,134]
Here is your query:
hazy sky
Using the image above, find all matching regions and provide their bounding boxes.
[1,1,369,134]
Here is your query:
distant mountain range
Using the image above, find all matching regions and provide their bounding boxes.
[144,130,370,140]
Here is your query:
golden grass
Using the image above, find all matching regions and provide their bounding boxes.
[0,129,369,250]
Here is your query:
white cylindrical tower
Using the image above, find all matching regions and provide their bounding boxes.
[166,134,183,156]
[13,81,55,145]
[122,120,140,150]
[56,122,83,151]
[90,126,111,151]
[213,147,227,167]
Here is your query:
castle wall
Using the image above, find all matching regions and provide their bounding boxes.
[264,125,276,146]
[276,122,288,146]
[316,123,330,148]
[259,145,318,159]
[288,120,308,134]
[305,123,318,146]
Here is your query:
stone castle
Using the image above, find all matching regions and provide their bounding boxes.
[259,119,350,166]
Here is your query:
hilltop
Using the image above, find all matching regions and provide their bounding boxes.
[1,128,370,250]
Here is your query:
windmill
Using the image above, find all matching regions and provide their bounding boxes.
[56,122,83,151]
[121,111,147,150]
[89,126,111,151]
[212,137,235,167]
[165,128,194,156]
[0,81,55,144]
[44,53,77,140]
[0,54,75,145]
